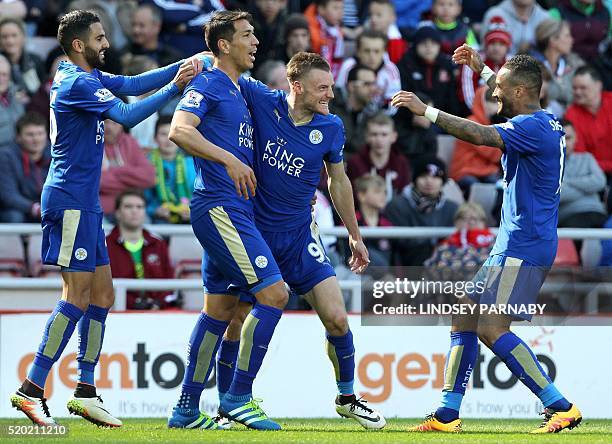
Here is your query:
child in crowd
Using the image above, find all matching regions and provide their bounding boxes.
[305,0,345,77]
[368,0,407,63]
[430,0,478,56]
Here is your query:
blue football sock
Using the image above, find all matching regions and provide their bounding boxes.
[28,301,84,390]
[217,339,239,401]
[435,331,478,422]
[228,304,282,397]
[177,313,228,411]
[76,304,109,386]
[492,332,570,410]
[326,330,355,396]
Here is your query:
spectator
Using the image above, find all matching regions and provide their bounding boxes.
[329,64,380,154]
[397,25,463,116]
[565,66,612,185]
[354,174,394,266]
[481,0,550,54]
[341,0,364,40]
[121,4,183,68]
[425,202,495,269]
[385,156,458,265]
[255,59,289,92]
[145,116,196,224]
[558,120,606,256]
[276,13,311,63]
[393,0,433,33]
[304,0,345,77]
[99,119,156,218]
[459,16,511,111]
[450,87,503,198]
[107,190,176,310]
[0,112,49,222]
[27,53,69,121]
[347,112,411,201]
[532,19,584,113]
[250,0,288,71]
[592,37,612,91]
[336,29,402,109]
[0,54,24,148]
[122,55,162,150]
[367,0,407,63]
[550,0,610,60]
[394,91,438,161]
[0,18,44,98]
[430,0,479,56]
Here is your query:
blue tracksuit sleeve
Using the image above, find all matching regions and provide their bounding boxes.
[104,82,179,128]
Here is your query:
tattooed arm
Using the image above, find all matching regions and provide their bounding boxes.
[391,91,505,149]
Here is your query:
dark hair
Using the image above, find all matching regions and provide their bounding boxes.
[347,64,375,82]
[255,59,286,85]
[286,51,330,82]
[204,10,252,57]
[284,13,309,39]
[574,64,603,83]
[316,0,341,6]
[560,118,573,129]
[57,10,101,55]
[357,29,388,50]
[0,17,25,35]
[16,112,47,134]
[370,0,395,9]
[115,189,146,210]
[503,54,542,97]
[155,115,173,136]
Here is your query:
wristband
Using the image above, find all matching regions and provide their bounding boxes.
[424,106,439,123]
[481,65,495,82]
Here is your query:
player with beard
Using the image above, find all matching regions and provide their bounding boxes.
[10,10,199,427]
[392,45,581,434]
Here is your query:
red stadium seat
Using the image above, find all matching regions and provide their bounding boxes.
[553,239,580,266]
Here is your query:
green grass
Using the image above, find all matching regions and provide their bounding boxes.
[0,418,611,443]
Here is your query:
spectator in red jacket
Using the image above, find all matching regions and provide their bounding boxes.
[99,119,156,219]
[107,190,176,310]
[565,66,612,185]
[347,112,411,202]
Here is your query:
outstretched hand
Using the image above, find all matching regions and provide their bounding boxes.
[391,91,427,116]
[173,58,202,90]
[452,44,484,74]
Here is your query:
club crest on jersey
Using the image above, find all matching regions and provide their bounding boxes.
[309,129,323,145]
[74,248,88,261]
[94,88,114,102]
[181,91,203,108]
[255,255,268,268]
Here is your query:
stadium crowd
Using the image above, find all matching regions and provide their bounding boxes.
[0,0,610,308]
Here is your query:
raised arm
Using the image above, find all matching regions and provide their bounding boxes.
[324,160,369,273]
[169,110,257,200]
[452,44,497,92]
[391,91,505,149]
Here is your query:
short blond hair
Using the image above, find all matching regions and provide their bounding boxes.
[454,202,486,223]
[354,174,385,195]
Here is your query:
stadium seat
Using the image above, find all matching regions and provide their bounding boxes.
[26,234,60,277]
[436,134,456,167]
[442,178,465,206]
[169,235,203,278]
[581,239,602,267]
[468,183,498,226]
[25,36,58,61]
[554,239,580,266]
[0,234,27,276]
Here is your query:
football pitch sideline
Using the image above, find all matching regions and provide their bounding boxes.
[0,418,611,443]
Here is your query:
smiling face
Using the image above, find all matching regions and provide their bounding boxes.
[226,19,259,72]
[82,22,109,69]
[492,67,517,117]
[299,68,335,115]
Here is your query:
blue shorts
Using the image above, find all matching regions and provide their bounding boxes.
[469,254,550,321]
[237,219,336,304]
[41,209,109,272]
[192,206,282,297]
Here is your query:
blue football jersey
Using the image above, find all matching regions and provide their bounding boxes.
[492,110,566,266]
[42,61,124,213]
[176,69,255,218]
[238,76,345,231]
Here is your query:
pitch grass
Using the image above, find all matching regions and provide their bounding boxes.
[1,418,611,443]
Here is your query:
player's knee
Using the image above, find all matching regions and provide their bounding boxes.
[225,317,244,341]
[257,283,289,309]
[324,312,349,337]
[477,325,507,348]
